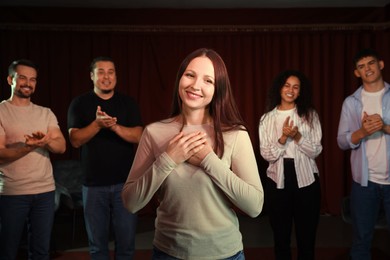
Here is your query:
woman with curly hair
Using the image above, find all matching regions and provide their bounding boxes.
[259,70,323,260]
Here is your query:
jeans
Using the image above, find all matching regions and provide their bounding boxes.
[152,246,245,260]
[349,180,390,260]
[82,183,138,260]
[0,191,55,260]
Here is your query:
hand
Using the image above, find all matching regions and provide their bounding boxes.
[25,131,49,148]
[95,106,117,128]
[289,126,299,138]
[361,112,383,136]
[187,140,213,167]
[166,131,207,164]
[279,116,300,144]
[282,116,298,138]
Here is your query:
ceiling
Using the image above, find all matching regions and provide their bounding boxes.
[1,0,389,9]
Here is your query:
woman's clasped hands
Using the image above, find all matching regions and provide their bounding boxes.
[166,131,213,166]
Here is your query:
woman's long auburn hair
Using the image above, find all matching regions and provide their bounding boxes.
[170,48,247,157]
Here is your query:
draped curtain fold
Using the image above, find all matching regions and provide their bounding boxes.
[0,7,389,215]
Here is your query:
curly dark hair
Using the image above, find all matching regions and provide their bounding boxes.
[264,70,315,126]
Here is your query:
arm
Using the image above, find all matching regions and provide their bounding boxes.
[110,125,143,143]
[337,98,362,150]
[294,111,323,159]
[68,106,117,148]
[69,121,101,148]
[259,113,286,162]
[40,126,66,154]
[383,125,390,135]
[0,126,65,164]
[200,131,264,217]
[122,128,172,213]
[0,135,35,164]
[122,129,207,213]
[351,112,385,144]
[110,98,143,144]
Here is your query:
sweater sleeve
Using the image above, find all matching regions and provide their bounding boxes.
[200,130,264,217]
[122,127,176,213]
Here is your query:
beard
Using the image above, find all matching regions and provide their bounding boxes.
[101,89,114,94]
[15,86,34,99]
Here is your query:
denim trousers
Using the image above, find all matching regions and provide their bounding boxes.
[0,191,55,260]
[350,180,390,260]
[82,183,138,260]
[152,246,245,260]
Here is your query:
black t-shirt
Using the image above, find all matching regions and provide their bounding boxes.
[67,91,142,186]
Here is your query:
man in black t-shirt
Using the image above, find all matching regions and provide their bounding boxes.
[67,56,143,260]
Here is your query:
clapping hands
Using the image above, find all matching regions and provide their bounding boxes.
[279,116,301,144]
[95,106,117,128]
[25,131,48,148]
[282,116,298,138]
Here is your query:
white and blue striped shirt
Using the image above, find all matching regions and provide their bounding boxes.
[259,107,323,189]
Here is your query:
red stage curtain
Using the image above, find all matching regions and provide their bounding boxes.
[0,6,389,215]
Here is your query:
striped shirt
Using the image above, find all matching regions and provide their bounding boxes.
[258,107,323,188]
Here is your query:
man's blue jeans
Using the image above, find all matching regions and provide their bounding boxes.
[82,183,138,260]
[350,180,390,260]
[0,191,55,260]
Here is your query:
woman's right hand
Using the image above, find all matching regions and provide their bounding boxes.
[166,131,207,164]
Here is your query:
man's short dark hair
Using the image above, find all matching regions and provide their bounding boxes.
[90,56,115,72]
[353,48,382,67]
[8,59,39,77]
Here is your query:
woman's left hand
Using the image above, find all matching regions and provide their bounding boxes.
[187,141,213,167]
